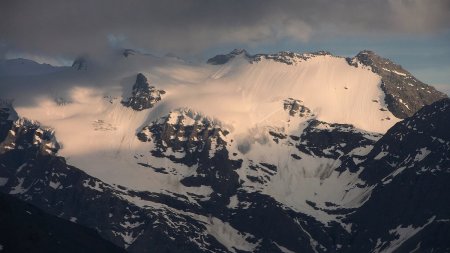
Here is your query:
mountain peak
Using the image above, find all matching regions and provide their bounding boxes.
[135,73,147,84]
[206,48,251,65]
[348,50,447,118]
[207,49,334,66]
[356,49,376,56]
[230,48,248,55]
[121,73,165,111]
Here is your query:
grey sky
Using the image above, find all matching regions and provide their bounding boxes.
[1,0,449,87]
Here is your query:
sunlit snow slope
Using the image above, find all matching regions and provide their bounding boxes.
[0,52,398,190]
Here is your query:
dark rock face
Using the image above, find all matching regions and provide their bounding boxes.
[347,50,447,118]
[122,73,165,111]
[0,192,127,253]
[224,192,351,253]
[138,110,241,201]
[357,98,450,185]
[296,120,380,160]
[342,98,450,252]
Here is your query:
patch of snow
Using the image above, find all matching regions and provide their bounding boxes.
[120,221,144,229]
[49,181,61,189]
[295,218,320,253]
[410,242,421,253]
[9,178,28,194]
[274,242,296,253]
[205,217,259,253]
[398,99,410,110]
[374,151,389,160]
[414,148,431,162]
[227,195,239,209]
[17,163,27,173]
[0,177,8,186]
[112,230,139,248]
[392,70,407,76]
[382,67,407,76]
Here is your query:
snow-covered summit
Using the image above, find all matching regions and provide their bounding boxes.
[0,48,444,195]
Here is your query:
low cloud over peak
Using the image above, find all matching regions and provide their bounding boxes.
[1,0,449,59]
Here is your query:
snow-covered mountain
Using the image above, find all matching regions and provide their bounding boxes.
[0,49,448,252]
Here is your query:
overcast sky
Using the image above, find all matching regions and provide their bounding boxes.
[1,0,449,89]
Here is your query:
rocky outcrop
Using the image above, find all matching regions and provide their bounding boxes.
[122,73,165,111]
[283,98,313,117]
[296,120,381,160]
[347,50,447,118]
[138,109,241,200]
[0,104,59,156]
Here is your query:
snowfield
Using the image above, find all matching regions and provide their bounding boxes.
[0,51,399,214]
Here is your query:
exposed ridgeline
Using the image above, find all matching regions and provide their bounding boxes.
[208,49,447,119]
[207,48,332,65]
[347,50,447,118]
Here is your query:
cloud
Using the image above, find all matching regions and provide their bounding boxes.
[1,0,449,58]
